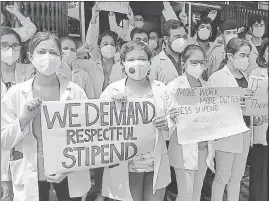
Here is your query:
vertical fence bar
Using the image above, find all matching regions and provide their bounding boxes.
[31,1,35,22]
[52,2,55,32]
[41,2,45,31]
[47,2,50,32]
[56,2,59,33]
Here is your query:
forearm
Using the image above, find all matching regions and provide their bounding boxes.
[12,10,26,22]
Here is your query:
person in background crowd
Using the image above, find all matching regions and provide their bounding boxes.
[245,14,267,75]
[130,27,149,44]
[193,17,214,55]
[167,45,215,201]
[1,27,35,201]
[248,38,268,201]
[100,40,176,201]
[83,4,120,200]
[1,4,37,42]
[192,17,214,80]
[206,20,241,77]
[149,29,163,56]
[1,31,91,201]
[209,38,253,201]
[109,27,150,83]
[85,3,118,96]
[150,19,192,85]
[57,37,95,99]
[109,3,146,42]
[109,6,135,42]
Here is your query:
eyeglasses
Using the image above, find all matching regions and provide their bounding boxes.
[1,42,21,51]
[190,60,207,66]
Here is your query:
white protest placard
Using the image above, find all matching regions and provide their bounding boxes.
[245,76,268,116]
[175,87,249,144]
[97,2,129,14]
[41,99,156,174]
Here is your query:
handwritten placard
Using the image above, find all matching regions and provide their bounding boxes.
[175,87,249,144]
[98,2,129,14]
[41,99,156,174]
[245,76,268,116]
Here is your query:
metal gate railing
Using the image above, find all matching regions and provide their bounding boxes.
[1,1,68,37]
[220,4,268,27]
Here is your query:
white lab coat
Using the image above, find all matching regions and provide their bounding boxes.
[1,77,92,201]
[208,65,253,153]
[166,73,215,171]
[1,63,35,183]
[150,39,195,85]
[100,78,175,201]
[149,50,179,85]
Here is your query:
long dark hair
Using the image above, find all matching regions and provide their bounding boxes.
[218,38,252,70]
[256,38,268,68]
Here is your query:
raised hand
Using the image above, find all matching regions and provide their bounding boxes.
[5,4,19,15]
[208,10,217,21]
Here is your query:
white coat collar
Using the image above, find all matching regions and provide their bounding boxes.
[110,77,162,94]
[179,73,208,88]
[21,75,73,101]
[222,65,248,80]
[247,37,259,55]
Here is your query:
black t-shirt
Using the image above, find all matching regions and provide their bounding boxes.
[235,76,251,127]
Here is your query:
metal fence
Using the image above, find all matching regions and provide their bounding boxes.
[220,4,268,27]
[1,1,68,37]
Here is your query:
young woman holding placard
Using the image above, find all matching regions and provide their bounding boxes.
[100,40,177,201]
[166,44,215,201]
[208,37,254,201]
[1,31,91,201]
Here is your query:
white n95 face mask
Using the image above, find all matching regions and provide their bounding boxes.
[171,38,187,53]
[186,63,204,79]
[62,50,77,64]
[31,53,62,76]
[148,39,158,50]
[233,57,249,71]
[101,45,116,59]
[124,60,150,81]
[253,27,265,38]
[1,48,20,65]
[198,28,211,40]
